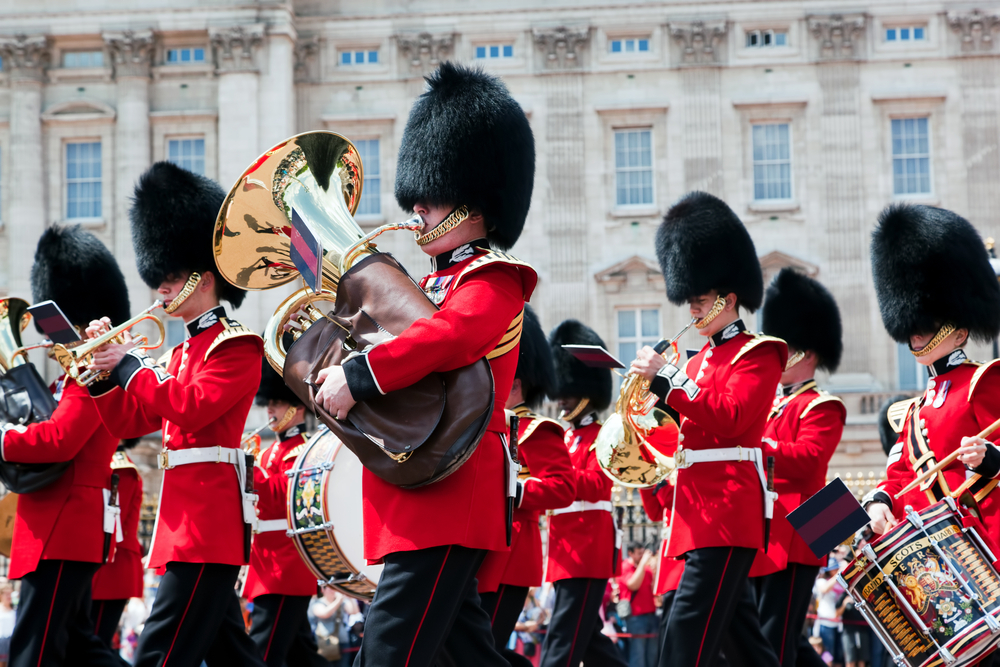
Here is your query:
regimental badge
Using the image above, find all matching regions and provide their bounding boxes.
[423,276,454,305]
[450,244,475,264]
[197,310,219,330]
[720,323,740,341]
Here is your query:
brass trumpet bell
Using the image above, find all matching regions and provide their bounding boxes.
[595,387,679,488]
[0,298,31,372]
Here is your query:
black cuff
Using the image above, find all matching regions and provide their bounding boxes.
[109,353,143,390]
[343,355,380,402]
[973,443,1000,479]
[863,490,892,511]
[87,377,118,397]
[650,375,670,399]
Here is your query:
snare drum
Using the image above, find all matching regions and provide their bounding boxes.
[841,498,1000,667]
[287,426,382,600]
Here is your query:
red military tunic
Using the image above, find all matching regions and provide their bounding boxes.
[1,378,119,579]
[344,241,537,563]
[660,323,786,558]
[478,406,575,592]
[639,483,684,595]
[244,426,318,600]
[92,451,144,600]
[545,417,621,582]
[91,307,263,571]
[872,353,1000,541]
[750,382,845,577]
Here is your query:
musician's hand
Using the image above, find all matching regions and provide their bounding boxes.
[630,346,667,381]
[315,365,356,420]
[85,317,112,340]
[958,436,988,469]
[89,330,135,372]
[867,502,897,535]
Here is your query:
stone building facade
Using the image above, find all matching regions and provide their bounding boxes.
[2,0,1000,495]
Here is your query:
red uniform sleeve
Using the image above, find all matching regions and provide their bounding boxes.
[91,387,162,439]
[667,343,783,439]
[518,422,576,513]
[972,367,1000,447]
[873,418,909,506]
[2,382,101,463]
[119,470,143,552]
[639,484,672,523]
[766,400,845,479]
[576,446,613,503]
[364,266,525,394]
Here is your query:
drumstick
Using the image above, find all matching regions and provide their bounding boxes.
[894,415,1000,499]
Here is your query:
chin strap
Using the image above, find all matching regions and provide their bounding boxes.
[415,205,470,246]
[911,324,957,358]
[271,405,298,432]
[559,397,590,423]
[164,273,202,314]
[695,296,728,330]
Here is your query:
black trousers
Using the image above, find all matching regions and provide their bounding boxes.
[353,544,507,667]
[754,564,824,667]
[660,547,779,667]
[133,562,265,667]
[248,594,328,667]
[480,584,532,667]
[10,560,125,667]
[91,598,128,650]
[658,590,675,658]
[539,578,627,667]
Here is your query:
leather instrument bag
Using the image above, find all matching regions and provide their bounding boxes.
[284,253,495,488]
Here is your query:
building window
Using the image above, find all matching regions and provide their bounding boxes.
[340,50,379,65]
[614,129,653,207]
[475,44,514,59]
[886,26,926,42]
[166,48,205,64]
[617,309,660,368]
[752,123,792,201]
[609,38,650,53]
[167,138,205,176]
[166,319,186,348]
[355,139,380,216]
[63,51,104,68]
[897,343,925,391]
[892,118,931,196]
[66,142,101,220]
[746,30,788,47]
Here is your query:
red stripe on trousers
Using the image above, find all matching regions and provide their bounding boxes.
[779,567,797,664]
[264,596,286,660]
[491,585,504,625]
[37,561,65,667]
[405,546,452,667]
[695,548,733,667]
[163,564,206,666]
[565,583,591,667]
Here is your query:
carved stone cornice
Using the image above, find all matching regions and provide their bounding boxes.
[294,36,319,83]
[532,26,590,69]
[948,10,1000,53]
[0,34,50,82]
[103,30,154,79]
[396,32,454,72]
[668,21,727,66]
[808,14,866,61]
[210,24,264,73]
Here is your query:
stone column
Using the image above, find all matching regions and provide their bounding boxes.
[105,30,154,304]
[258,28,296,152]
[0,35,48,298]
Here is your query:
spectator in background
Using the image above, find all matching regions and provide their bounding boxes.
[514,589,546,666]
[0,584,14,667]
[311,587,361,666]
[619,543,658,667]
[838,592,868,667]
[814,559,845,667]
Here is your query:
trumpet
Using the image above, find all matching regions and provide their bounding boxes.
[241,418,277,458]
[52,302,166,387]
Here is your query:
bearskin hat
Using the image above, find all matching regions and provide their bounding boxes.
[548,320,612,412]
[30,225,130,328]
[395,62,535,251]
[655,191,764,312]
[516,306,556,410]
[119,438,141,451]
[130,161,245,307]
[871,204,1000,343]
[762,268,843,372]
[255,358,301,408]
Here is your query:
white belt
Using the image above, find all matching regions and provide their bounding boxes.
[254,519,288,534]
[674,447,777,520]
[158,446,258,528]
[102,488,123,543]
[550,500,614,516]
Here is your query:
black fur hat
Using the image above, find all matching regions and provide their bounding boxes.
[548,320,612,412]
[762,268,843,372]
[871,204,1000,343]
[130,161,245,307]
[516,306,556,410]
[255,358,301,408]
[394,62,535,250]
[30,225,130,328]
[655,191,764,311]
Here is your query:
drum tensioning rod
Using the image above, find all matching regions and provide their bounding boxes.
[838,574,907,667]
[861,544,957,664]
[905,506,1000,633]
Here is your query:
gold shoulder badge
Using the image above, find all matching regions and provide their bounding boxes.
[110,450,138,471]
[282,443,307,461]
[731,334,786,366]
[487,308,524,360]
[205,318,262,360]
[452,250,537,298]
[887,397,919,434]
[521,413,563,443]
[800,391,846,418]
[969,359,1000,401]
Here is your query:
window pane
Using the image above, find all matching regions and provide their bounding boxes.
[503,45,513,57]
[476,46,486,59]
[193,48,204,61]
[640,309,659,337]
[341,52,351,65]
[914,27,925,40]
[886,28,897,41]
[354,51,363,63]
[775,32,787,46]
[625,39,635,52]
[901,28,910,40]
[763,31,772,45]
[618,342,637,365]
[638,39,649,51]
[611,40,621,53]
[368,50,379,63]
[618,310,636,338]
[181,49,191,62]
[752,123,791,201]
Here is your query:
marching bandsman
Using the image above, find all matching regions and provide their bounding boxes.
[312,62,537,666]
[244,360,327,667]
[477,305,576,667]
[91,438,145,650]
[2,226,129,666]
[541,320,627,667]
[630,191,785,667]
[865,204,1000,541]
[638,476,684,652]
[86,162,266,666]
[748,268,845,667]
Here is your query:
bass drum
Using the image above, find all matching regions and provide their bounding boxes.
[287,426,382,600]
